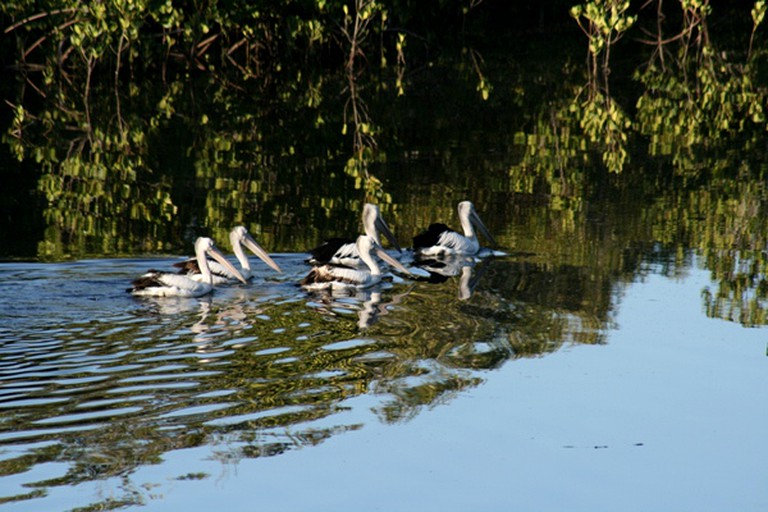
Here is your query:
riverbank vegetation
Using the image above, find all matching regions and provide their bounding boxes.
[1,1,768,326]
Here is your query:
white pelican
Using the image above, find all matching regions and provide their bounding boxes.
[307,203,402,268]
[128,237,247,297]
[412,201,496,258]
[302,235,411,291]
[174,226,282,284]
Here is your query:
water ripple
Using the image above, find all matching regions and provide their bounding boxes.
[32,406,144,426]
[0,256,526,510]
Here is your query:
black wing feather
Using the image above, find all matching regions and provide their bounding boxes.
[412,223,453,249]
[127,270,165,292]
[308,237,354,264]
[173,258,201,275]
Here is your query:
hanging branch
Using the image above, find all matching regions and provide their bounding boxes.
[4,8,77,34]
[748,1,766,61]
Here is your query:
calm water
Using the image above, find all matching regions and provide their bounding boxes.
[3,2,768,508]
[0,249,766,511]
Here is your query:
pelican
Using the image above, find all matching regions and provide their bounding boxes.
[412,201,496,258]
[302,235,412,291]
[128,237,247,297]
[308,203,402,268]
[174,226,282,284]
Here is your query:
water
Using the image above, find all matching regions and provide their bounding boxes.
[0,251,766,511]
[2,2,768,508]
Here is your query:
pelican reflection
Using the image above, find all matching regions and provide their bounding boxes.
[413,255,488,300]
[304,284,415,329]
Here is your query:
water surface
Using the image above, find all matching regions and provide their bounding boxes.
[2,3,768,508]
[0,251,766,511]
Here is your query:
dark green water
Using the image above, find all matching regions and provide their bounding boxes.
[1,241,767,511]
[2,3,768,508]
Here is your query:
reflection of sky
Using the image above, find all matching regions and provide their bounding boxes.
[103,264,767,512]
[3,260,767,511]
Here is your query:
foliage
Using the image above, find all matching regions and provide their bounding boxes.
[570,0,636,93]
[632,0,768,176]
[0,267,599,506]
[1,1,768,331]
[554,0,768,177]
[0,0,433,256]
[4,4,768,509]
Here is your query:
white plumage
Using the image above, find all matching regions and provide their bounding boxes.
[308,203,401,268]
[175,226,281,284]
[302,235,411,291]
[128,237,247,297]
[412,201,497,258]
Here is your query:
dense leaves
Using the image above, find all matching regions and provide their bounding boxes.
[1,1,768,325]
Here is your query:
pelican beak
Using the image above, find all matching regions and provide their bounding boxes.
[207,246,248,284]
[242,232,282,273]
[375,215,402,253]
[470,209,497,246]
[374,246,413,276]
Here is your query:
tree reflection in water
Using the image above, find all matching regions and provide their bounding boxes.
[0,247,616,507]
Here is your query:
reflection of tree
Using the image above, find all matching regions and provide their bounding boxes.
[2,3,768,323]
[1,253,616,506]
[303,284,415,329]
[562,0,768,176]
[27,79,179,259]
[6,1,766,262]
[634,1,767,176]
[643,177,768,327]
[1,0,423,258]
[557,2,768,327]
[702,252,768,327]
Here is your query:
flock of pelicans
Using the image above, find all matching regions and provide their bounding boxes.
[127,201,500,298]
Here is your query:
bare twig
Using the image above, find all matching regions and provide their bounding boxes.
[22,34,48,59]
[196,33,219,57]
[227,37,248,56]
[25,76,47,98]
[4,8,76,34]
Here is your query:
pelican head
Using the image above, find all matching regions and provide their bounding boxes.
[356,235,412,276]
[362,203,402,253]
[230,226,282,273]
[458,201,496,246]
[196,237,248,284]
